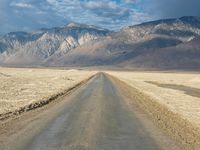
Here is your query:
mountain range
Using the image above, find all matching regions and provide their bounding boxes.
[0,16,200,70]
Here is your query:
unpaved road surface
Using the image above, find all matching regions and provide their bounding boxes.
[0,73,180,150]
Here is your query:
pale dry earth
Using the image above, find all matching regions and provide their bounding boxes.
[0,73,180,150]
[107,71,200,126]
[0,67,96,115]
[107,71,200,149]
[0,68,199,149]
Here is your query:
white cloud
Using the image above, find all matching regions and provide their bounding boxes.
[124,0,137,4]
[35,11,46,15]
[10,2,33,8]
[85,1,118,10]
[130,11,152,25]
[0,0,151,33]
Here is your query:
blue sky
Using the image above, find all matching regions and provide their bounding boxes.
[0,0,200,33]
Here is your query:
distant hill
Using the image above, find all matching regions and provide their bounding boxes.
[0,16,200,70]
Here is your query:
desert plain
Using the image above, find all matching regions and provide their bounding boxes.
[107,71,200,126]
[107,71,200,149]
[0,67,200,149]
[0,67,96,115]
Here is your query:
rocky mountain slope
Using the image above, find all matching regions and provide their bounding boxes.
[45,16,200,69]
[0,23,110,66]
[120,36,200,69]
[0,16,200,70]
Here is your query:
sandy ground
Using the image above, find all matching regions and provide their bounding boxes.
[0,73,179,150]
[107,71,200,126]
[107,71,200,149]
[0,68,199,149]
[0,67,96,115]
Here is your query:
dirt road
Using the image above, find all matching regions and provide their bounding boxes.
[0,73,179,150]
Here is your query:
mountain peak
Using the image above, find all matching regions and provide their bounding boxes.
[67,22,83,28]
[66,22,96,29]
[65,22,109,31]
[179,16,200,23]
[179,16,200,20]
[1,17,200,69]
